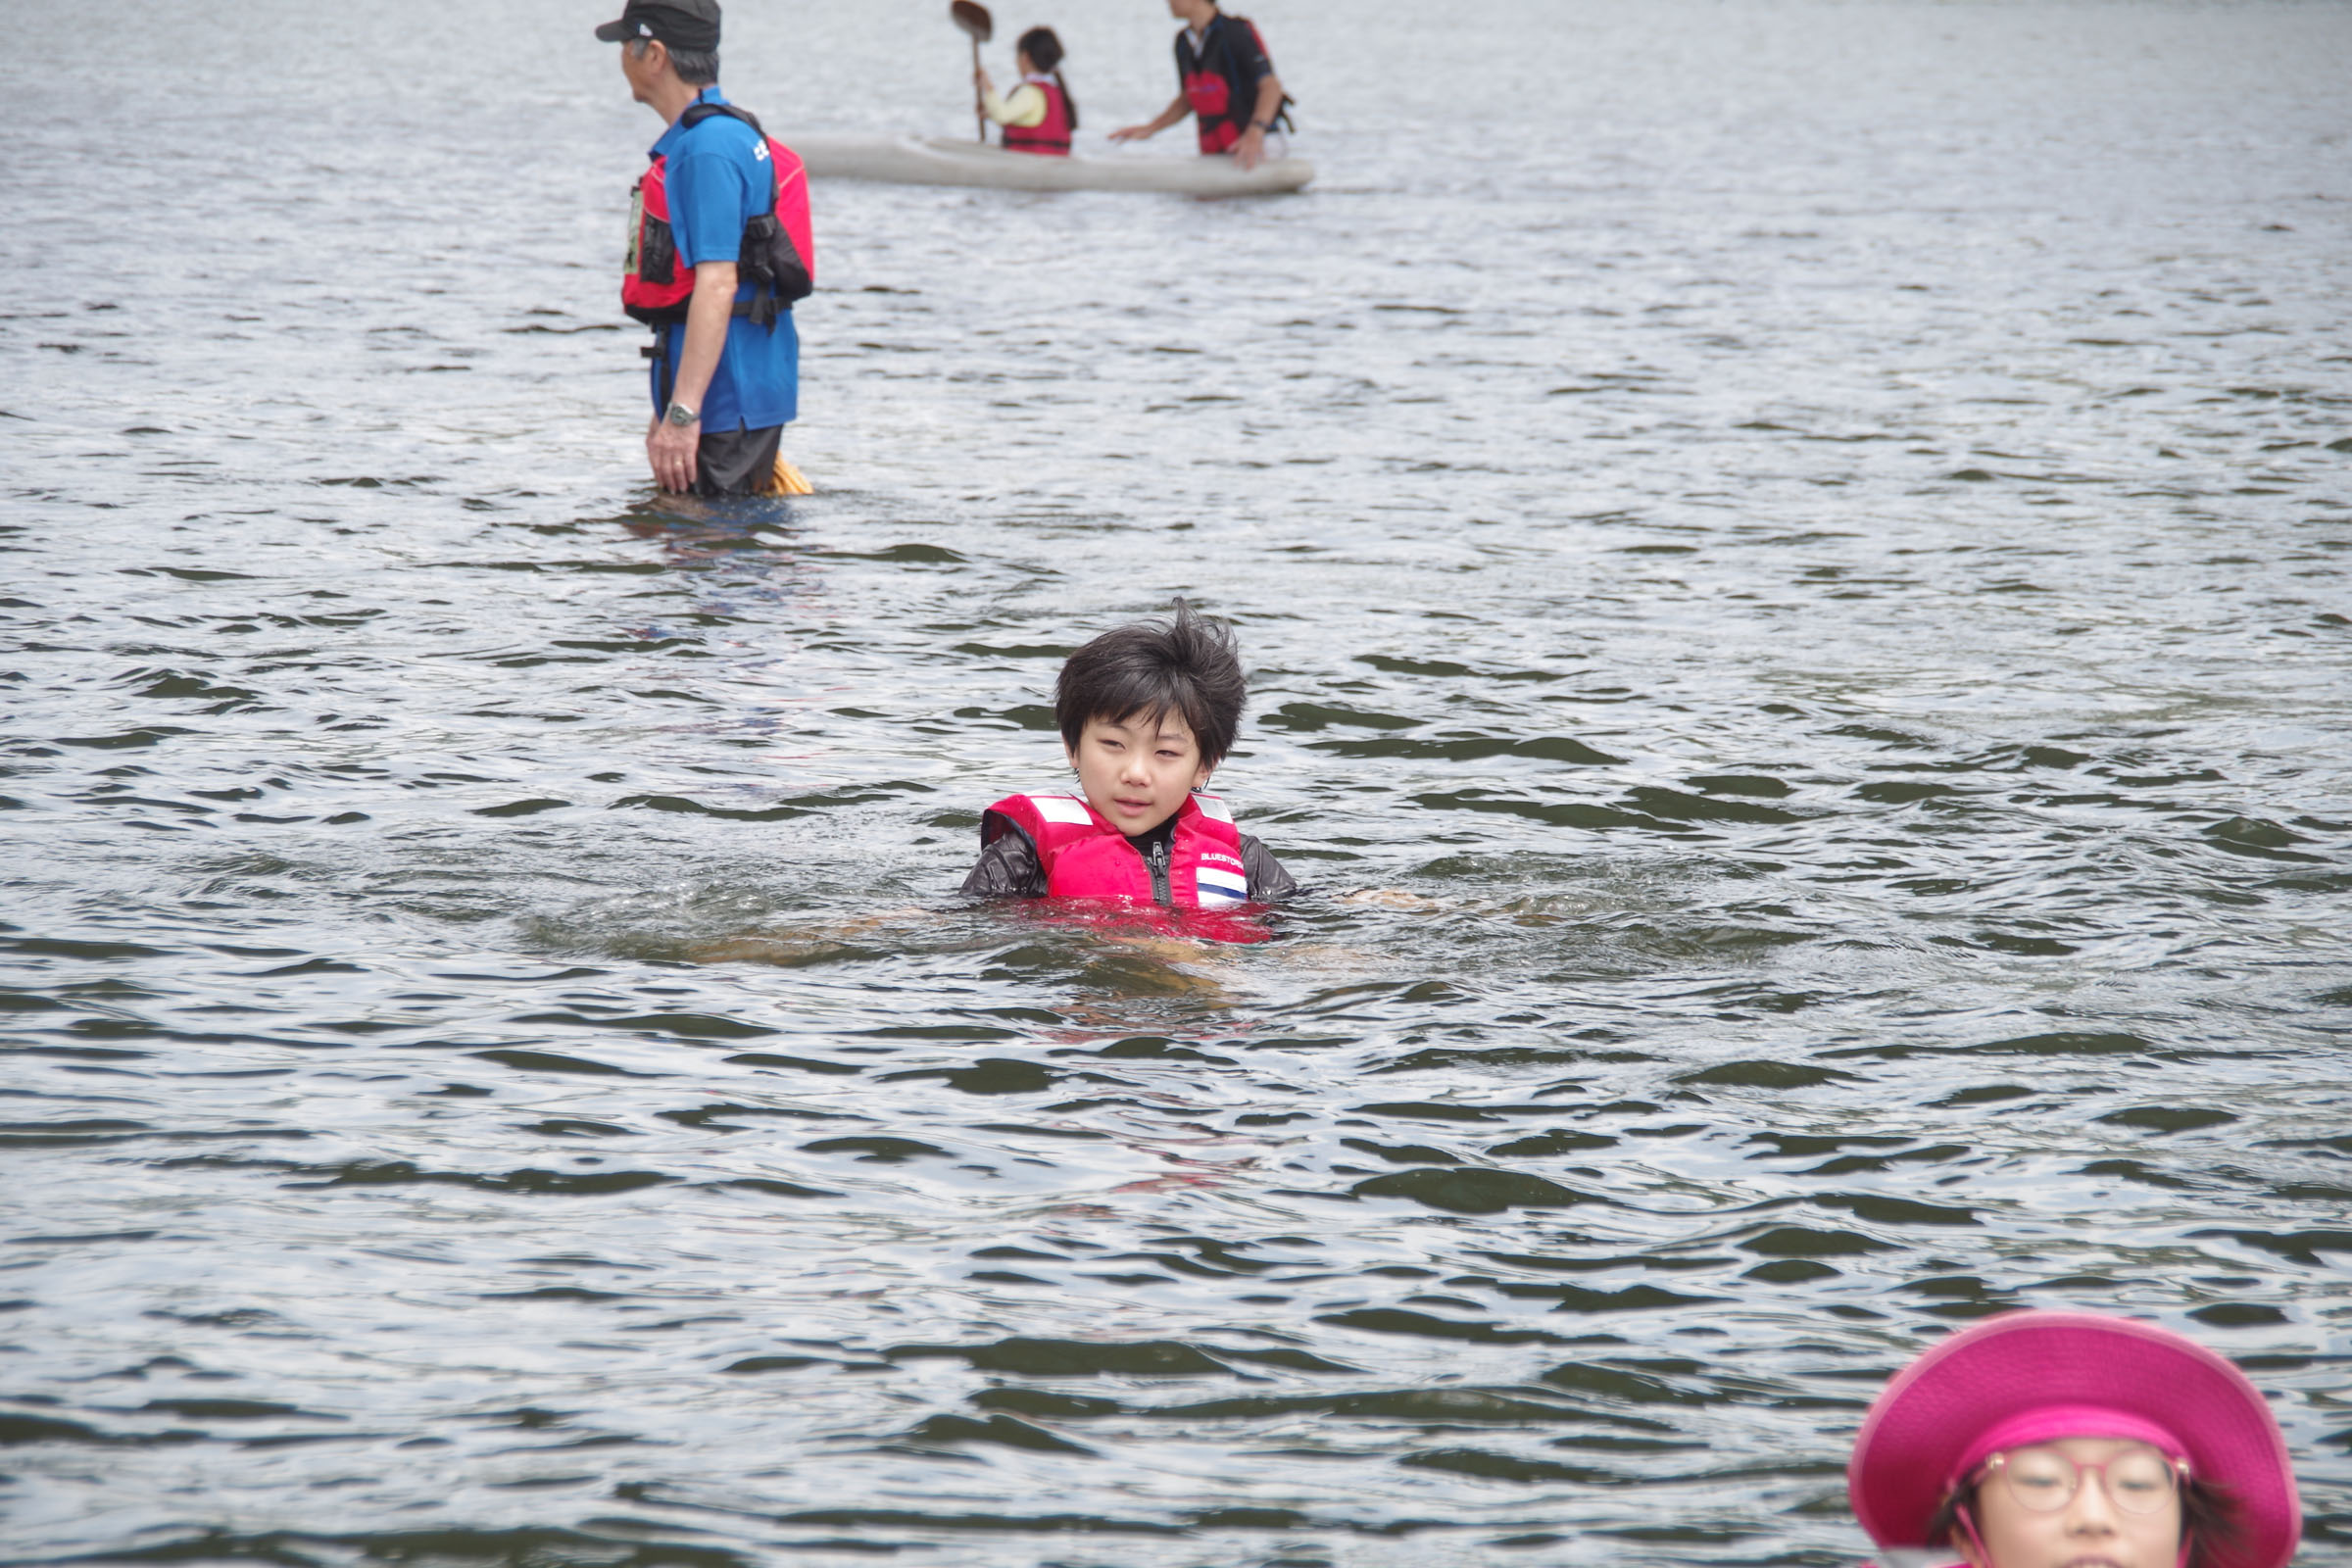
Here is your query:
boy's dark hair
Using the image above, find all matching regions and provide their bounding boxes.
[1055,600,1245,767]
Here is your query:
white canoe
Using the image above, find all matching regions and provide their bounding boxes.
[786,134,1313,196]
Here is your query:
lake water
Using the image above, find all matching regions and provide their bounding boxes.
[3,1,2349,1564]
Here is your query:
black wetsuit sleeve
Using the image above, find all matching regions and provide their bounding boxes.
[1229,17,1275,81]
[960,827,1047,899]
[1239,832,1298,902]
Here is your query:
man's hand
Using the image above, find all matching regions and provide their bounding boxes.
[646,258,735,494]
[647,413,700,492]
[1235,74,1286,172]
[1113,94,1189,145]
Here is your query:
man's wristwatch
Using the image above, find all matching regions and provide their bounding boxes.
[664,400,699,427]
[1249,119,1273,130]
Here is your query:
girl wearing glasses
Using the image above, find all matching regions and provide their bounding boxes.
[1847,1311,2301,1568]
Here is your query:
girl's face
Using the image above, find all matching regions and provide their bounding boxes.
[1015,48,1034,74]
[1960,1438,2185,1568]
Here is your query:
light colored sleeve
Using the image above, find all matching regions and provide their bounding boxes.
[980,81,1049,128]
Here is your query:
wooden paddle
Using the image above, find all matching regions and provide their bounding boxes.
[951,0,993,143]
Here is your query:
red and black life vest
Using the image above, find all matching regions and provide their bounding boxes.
[980,791,1271,943]
[1002,75,1072,157]
[623,100,814,330]
[1177,14,1290,155]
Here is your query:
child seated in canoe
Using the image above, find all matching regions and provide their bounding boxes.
[974,26,1077,156]
[960,602,1297,920]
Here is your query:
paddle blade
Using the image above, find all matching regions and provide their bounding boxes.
[950,0,992,41]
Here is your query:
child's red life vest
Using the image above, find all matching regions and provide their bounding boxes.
[1002,76,1073,156]
[623,102,814,329]
[981,792,1271,943]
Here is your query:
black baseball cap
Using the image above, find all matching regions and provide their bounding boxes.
[594,0,721,52]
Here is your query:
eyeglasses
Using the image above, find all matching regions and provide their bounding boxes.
[1980,1445,2187,1516]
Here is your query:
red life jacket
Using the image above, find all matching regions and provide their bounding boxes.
[981,791,1272,943]
[1002,75,1072,157]
[1177,15,1288,155]
[1181,65,1239,155]
[623,101,814,329]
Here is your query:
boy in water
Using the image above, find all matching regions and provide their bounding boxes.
[1109,0,1292,172]
[961,603,1297,908]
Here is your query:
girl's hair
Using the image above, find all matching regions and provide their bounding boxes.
[1016,26,1078,131]
[1926,1473,2244,1567]
[1054,600,1244,767]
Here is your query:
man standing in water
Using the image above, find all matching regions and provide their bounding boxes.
[602,0,802,494]
[1109,0,1292,172]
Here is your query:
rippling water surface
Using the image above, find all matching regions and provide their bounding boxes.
[5,1,2350,1564]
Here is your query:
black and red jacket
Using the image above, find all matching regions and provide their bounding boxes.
[1002,75,1073,157]
[622,101,814,330]
[1176,13,1291,155]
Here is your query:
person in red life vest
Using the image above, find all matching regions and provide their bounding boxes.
[960,603,1298,929]
[1109,0,1293,171]
[975,26,1079,156]
[602,0,812,496]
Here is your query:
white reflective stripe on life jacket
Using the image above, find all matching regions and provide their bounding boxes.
[1028,794,1095,826]
[1195,864,1249,905]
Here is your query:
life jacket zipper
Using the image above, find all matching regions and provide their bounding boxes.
[1149,838,1171,906]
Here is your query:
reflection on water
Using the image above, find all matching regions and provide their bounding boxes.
[2,0,2349,1564]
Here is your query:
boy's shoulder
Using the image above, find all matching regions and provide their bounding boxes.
[986,791,1095,827]
[981,791,1244,832]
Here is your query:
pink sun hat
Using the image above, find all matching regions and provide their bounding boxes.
[1849,1310,2301,1568]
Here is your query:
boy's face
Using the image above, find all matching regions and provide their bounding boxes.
[1066,708,1214,835]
